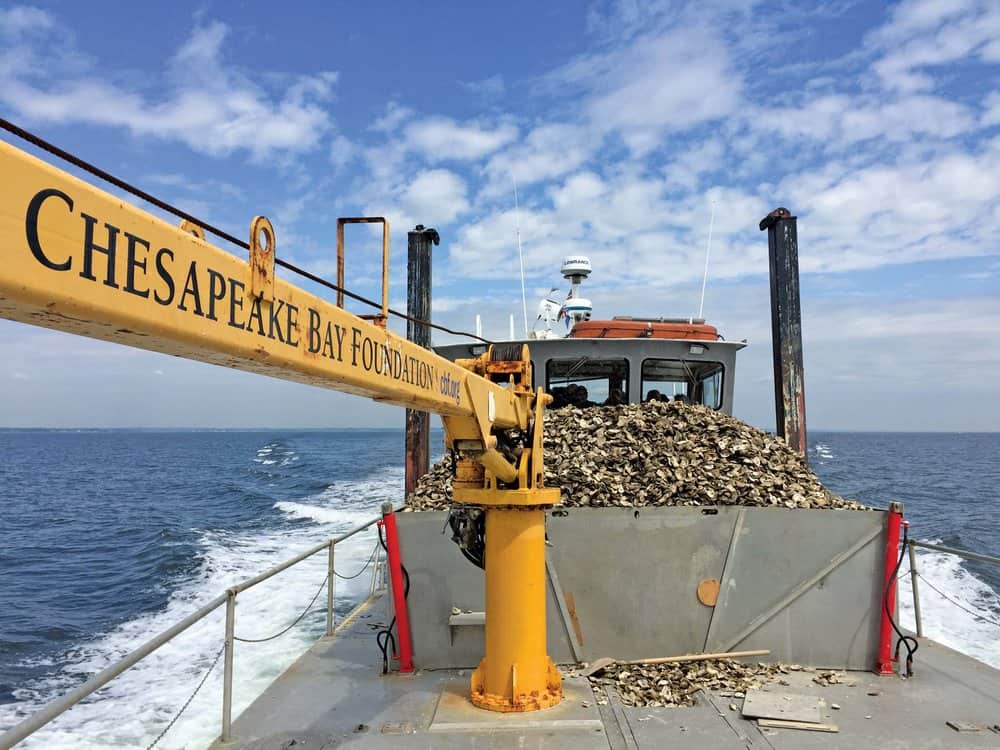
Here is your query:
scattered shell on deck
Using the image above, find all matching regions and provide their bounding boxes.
[589,659,784,708]
[405,401,867,511]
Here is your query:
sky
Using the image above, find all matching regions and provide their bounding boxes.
[0,0,998,431]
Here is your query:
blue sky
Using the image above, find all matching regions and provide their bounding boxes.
[1,0,998,430]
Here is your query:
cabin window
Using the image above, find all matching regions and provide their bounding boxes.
[546,358,629,408]
[641,359,724,410]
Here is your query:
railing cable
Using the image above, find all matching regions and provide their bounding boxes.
[0,117,494,345]
[334,540,380,580]
[235,540,380,644]
[234,574,330,644]
[916,572,1000,628]
[146,644,225,750]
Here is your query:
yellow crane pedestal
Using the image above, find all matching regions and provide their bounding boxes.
[455,488,563,713]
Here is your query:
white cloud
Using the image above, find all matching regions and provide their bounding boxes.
[0,18,338,159]
[403,117,518,161]
[370,101,414,134]
[329,134,357,169]
[868,0,1000,91]
[400,169,470,225]
[482,123,599,197]
[0,5,53,34]
[984,92,1000,127]
[458,74,505,97]
[556,26,742,152]
[751,94,978,145]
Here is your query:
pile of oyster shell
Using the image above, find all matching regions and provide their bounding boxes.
[588,659,781,708]
[406,400,867,511]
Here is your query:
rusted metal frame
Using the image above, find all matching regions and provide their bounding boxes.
[717,524,883,652]
[336,217,390,327]
[759,207,808,459]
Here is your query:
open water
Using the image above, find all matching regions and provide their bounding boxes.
[0,428,998,748]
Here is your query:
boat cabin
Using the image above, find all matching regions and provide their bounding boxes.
[436,317,745,414]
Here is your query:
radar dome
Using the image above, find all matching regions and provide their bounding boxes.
[561,256,592,280]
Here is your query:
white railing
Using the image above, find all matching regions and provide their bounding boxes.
[907,539,1000,638]
[0,513,387,750]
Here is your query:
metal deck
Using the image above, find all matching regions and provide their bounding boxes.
[216,594,1000,749]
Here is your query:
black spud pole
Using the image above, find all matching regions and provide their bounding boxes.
[759,208,807,460]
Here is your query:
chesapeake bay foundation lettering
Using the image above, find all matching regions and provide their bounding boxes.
[23,187,455,401]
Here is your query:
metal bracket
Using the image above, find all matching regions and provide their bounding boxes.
[179,219,206,240]
[336,217,389,328]
[248,216,276,301]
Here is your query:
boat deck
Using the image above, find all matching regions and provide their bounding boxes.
[217,594,1000,749]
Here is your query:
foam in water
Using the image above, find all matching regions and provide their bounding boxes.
[810,442,834,461]
[896,542,1000,669]
[0,463,402,749]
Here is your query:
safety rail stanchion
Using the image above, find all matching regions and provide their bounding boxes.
[908,539,923,638]
[379,502,414,673]
[326,540,336,637]
[221,589,236,743]
[876,502,904,675]
[0,512,385,750]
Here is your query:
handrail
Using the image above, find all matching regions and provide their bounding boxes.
[0,511,388,750]
[910,540,1000,567]
[906,538,1000,640]
[231,516,381,594]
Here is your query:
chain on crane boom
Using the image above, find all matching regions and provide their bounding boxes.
[0,133,562,713]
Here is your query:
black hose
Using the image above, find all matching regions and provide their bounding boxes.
[884,524,919,677]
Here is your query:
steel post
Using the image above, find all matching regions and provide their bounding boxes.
[908,539,923,638]
[759,208,808,458]
[326,541,336,637]
[221,590,236,742]
[876,502,904,675]
[471,508,562,711]
[380,502,414,673]
[405,225,439,497]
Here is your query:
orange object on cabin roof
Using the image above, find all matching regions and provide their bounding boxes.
[569,318,718,340]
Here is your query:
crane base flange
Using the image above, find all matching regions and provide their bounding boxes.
[452,488,561,507]
[470,658,563,712]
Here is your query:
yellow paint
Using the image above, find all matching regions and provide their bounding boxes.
[0,141,518,426]
[469,509,562,712]
[0,137,564,712]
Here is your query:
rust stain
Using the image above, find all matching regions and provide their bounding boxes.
[564,592,584,646]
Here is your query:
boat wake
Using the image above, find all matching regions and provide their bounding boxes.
[897,543,1000,669]
[0,465,399,749]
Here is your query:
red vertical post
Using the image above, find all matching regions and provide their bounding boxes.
[876,501,904,675]
[380,502,414,673]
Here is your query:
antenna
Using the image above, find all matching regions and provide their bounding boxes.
[513,173,529,337]
[475,314,482,339]
[697,198,717,321]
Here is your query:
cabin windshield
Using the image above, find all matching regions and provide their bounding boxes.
[641,358,724,409]
[546,358,629,408]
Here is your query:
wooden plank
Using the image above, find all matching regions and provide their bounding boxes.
[742,691,822,723]
[583,649,770,677]
[758,718,839,733]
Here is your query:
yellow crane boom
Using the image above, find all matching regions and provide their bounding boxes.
[0,136,561,712]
